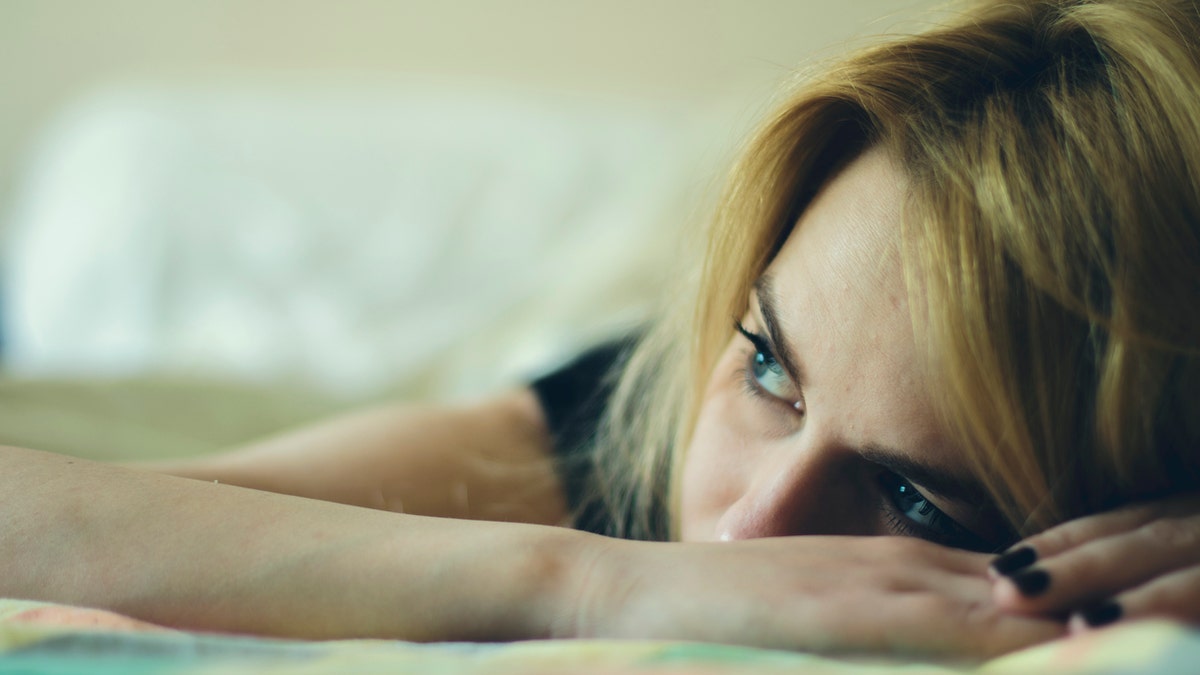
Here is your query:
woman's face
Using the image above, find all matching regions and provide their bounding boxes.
[680,147,1003,550]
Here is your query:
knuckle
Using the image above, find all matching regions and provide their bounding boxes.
[1025,526,1078,557]
[1138,518,1200,551]
[1037,516,1101,551]
[1035,527,1073,551]
[903,592,957,621]
[956,599,1058,657]
[1128,589,1188,623]
[1056,547,1113,591]
[959,596,1001,630]
[1032,500,1170,556]
[1130,568,1200,622]
[951,598,1012,656]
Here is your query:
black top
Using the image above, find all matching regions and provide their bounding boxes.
[530,337,634,536]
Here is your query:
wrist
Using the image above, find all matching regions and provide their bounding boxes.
[542,533,652,640]
[421,520,613,642]
[516,525,619,641]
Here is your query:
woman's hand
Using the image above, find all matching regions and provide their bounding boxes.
[990,494,1200,633]
[563,535,1064,658]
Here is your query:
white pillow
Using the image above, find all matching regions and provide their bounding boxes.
[4,82,721,399]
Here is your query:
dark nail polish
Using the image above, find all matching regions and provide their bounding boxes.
[1080,601,1122,628]
[992,546,1037,576]
[1010,569,1051,597]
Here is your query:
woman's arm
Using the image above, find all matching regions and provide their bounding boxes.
[2,443,1062,655]
[132,388,567,526]
[1,387,574,640]
[3,443,574,640]
[1,384,1064,655]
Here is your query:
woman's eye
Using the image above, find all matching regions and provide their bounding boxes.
[750,346,790,398]
[877,471,992,551]
[880,472,941,528]
[735,322,795,402]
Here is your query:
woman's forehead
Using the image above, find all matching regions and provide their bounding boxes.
[761,147,953,456]
[765,147,910,340]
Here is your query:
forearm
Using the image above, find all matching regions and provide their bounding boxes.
[0,445,1069,656]
[134,389,566,526]
[2,445,580,640]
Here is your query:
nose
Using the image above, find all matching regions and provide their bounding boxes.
[714,440,859,541]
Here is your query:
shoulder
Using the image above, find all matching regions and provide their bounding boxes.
[530,336,638,458]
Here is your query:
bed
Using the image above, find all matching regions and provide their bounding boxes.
[1,597,1197,673]
[1,83,1196,674]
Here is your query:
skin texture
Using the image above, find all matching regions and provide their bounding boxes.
[681,146,998,546]
[992,495,1200,633]
[3,439,1064,656]
[564,147,1067,657]
[574,534,1064,657]
[2,444,578,642]
[136,389,567,526]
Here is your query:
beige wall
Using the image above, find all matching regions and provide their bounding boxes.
[0,0,942,217]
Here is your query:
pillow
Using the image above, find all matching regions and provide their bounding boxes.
[3,82,724,399]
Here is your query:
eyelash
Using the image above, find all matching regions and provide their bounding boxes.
[732,320,995,552]
[877,472,995,552]
[733,321,797,411]
[877,473,953,542]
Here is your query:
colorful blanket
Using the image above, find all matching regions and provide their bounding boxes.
[0,598,1196,674]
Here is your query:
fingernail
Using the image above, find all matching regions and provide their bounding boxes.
[991,546,1037,576]
[1010,569,1051,597]
[1079,600,1122,628]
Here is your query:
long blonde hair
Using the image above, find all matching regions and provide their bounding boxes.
[589,0,1200,541]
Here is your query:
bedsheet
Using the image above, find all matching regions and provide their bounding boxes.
[0,598,1196,674]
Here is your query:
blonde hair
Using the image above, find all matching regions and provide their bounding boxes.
[589,0,1200,541]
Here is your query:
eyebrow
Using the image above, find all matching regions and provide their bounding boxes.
[752,275,988,508]
[860,445,988,505]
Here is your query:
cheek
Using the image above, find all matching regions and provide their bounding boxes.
[678,347,760,541]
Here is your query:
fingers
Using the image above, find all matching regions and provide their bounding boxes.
[783,536,1063,656]
[1003,495,1200,564]
[989,495,1200,630]
[993,516,1200,613]
[1069,565,1200,634]
[996,502,1163,567]
[814,583,1065,658]
[602,535,1057,659]
[850,538,1065,657]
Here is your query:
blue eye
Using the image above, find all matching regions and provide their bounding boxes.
[735,322,796,403]
[882,472,941,527]
[878,472,993,551]
[750,345,790,398]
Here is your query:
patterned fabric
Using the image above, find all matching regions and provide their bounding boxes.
[1,598,1197,674]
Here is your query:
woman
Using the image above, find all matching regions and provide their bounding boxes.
[4,0,1199,658]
